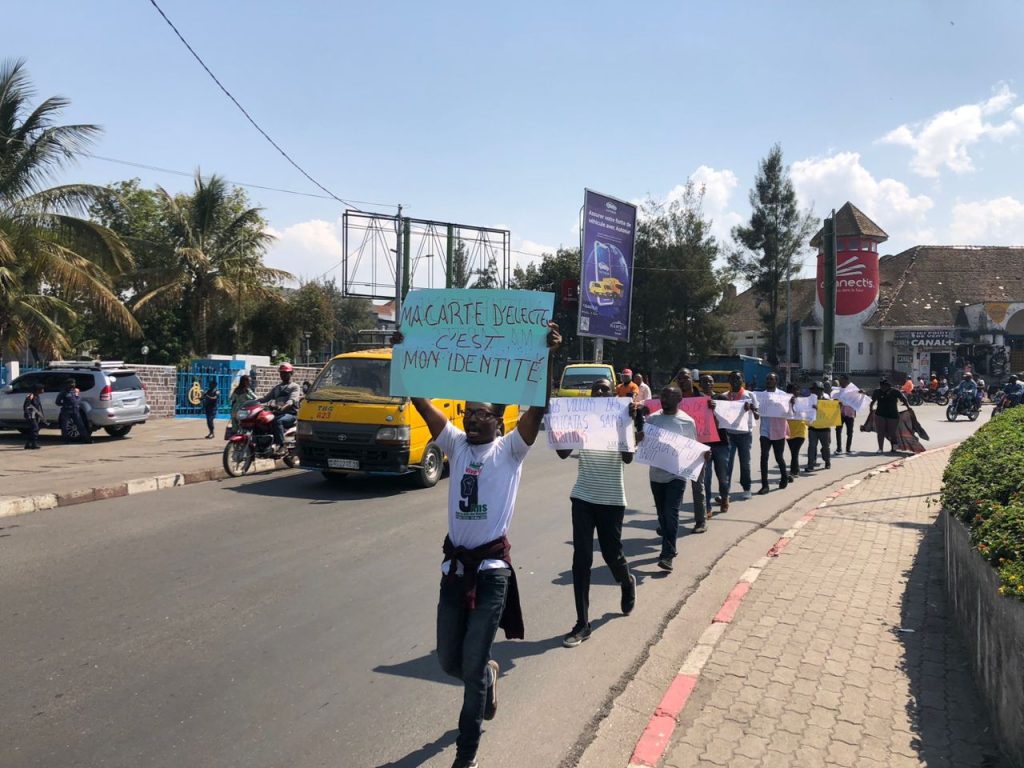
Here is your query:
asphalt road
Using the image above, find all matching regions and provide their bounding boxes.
[0,408,985,768]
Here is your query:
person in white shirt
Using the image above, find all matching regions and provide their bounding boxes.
[642,385,707,569]
[633,372,653,403]
[392,323,561,768]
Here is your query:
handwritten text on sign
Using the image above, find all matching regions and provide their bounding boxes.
[756,391,794,419]
[635,423,708,482]
[679,397,720,443]
[545,397,635,452]
[390,289,554,406]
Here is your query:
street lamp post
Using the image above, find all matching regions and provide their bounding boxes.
[141,345,149,365]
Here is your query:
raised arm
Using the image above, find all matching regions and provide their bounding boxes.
[516,321,562,446]
[410,397,449,440]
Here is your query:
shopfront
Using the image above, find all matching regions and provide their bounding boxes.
[893,330,957,380]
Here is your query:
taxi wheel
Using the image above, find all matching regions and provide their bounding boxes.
[415,444,443,488]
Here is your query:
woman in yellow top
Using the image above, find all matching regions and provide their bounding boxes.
[785,383,808,479]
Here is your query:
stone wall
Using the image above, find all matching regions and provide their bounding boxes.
[250,365,323,397]
[131,364,177,419]
[943,510,1024,766]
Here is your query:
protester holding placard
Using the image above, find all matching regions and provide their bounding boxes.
[834,374,863,455]
[806,382,836,471]
[722,371,759,501]
[557,377,638,649]
[757,373,791,495]
[697,373,731,516]
[643,386,705,567]
[785,383,807,480]
[390,322,561,768]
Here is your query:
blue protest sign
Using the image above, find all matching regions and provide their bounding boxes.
[578,189,637,342]
[390,289,555,406]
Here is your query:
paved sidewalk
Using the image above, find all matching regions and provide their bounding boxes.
[660,447,1007,768]
[0,418,235,513]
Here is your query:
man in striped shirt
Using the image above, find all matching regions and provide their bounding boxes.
[557,377,638,648]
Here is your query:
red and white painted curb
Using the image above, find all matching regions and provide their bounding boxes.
[626,457,915,768]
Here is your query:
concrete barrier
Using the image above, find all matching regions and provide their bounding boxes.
[943,510,1024,766]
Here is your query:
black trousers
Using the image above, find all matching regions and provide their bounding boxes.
[835,415,854,452]
[570,497,630,627]
[787,437,805,476]
[759,436,788,487]
[25,419,40,447]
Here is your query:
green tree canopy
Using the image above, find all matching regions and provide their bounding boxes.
[0,58,140,359]
[729,143,816,366]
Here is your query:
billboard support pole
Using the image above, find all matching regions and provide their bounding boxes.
[394,204,403,322]
[445,224,454,289]
[594,337,604,363]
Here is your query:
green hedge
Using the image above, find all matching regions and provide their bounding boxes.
[942,407,1024,600]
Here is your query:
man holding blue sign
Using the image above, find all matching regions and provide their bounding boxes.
[391,317,561,768]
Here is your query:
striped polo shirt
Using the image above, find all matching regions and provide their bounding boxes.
[570,449,627,507]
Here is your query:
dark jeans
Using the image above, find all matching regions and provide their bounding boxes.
[703,442,730,510]
[835,415,854,452]
[807,428,831,468]
[759,436,787,487]
[272,413,296,445]
[205,409,216,434]
[726,431,753,493]
[437,569,510,761]
[787,437,805,476]
[25,419,40,448]
[571,497,630,627]
[651,477,705,559]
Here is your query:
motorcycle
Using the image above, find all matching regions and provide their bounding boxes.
[222,400,300,477]
[925,386,950,406]
[993,392,1021,417]
[946,393,980,422]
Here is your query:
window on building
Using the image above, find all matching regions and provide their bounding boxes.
[834,343,850,375]
[869,342,874,355]
[858,342,864,355]
[862,240,870,250]
[745,348,755,357]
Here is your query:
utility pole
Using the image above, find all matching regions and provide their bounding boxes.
[402,217,411,299]
[822,209,837,382]
[393,204,403,326]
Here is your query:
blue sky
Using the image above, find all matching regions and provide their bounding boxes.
[8,0,1024,287]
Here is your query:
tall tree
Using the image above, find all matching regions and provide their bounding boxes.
[472,256,500,289]
[729,144,815,365]
[132,173,291,356]
[448,238,472,288]
[0,59,140,359]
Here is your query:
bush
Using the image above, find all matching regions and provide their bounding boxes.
[942,407,1024,600]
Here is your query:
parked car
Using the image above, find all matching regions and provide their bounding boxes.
[0,361,150,437]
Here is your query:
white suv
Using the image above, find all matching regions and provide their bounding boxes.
[0,361,150,438]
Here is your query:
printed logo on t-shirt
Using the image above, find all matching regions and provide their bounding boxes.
[457,461,488,519]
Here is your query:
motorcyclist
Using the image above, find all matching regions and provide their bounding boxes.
[1003,375,1023,407]
[259,363,302,453]
[953,372,980,411]
[929,373,939,391]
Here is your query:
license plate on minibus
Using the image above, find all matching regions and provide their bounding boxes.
[328,458,359,469]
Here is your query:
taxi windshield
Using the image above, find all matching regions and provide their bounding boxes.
[307,358,403,403]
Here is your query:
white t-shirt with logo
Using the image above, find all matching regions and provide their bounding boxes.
[435,421,530,573]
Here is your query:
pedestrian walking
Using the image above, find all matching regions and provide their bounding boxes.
[644,385,705,565]
[202,378,220,439]
[22,382,44,449]
[723,370,759,501]
[557,377,638,649]
[757,373,790,494]
[392,323,561,768]
[869,378,909,454]
[633,372,652,403]
[784,383,806,479]
[834,373,860,454]
[697,373,730,515]
[806,382,832,471]
[55,377,91,443]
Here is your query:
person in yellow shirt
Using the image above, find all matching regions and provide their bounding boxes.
[785,382,808,479]
[806,381,835,471]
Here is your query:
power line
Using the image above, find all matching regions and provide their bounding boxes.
[147,0,373,213]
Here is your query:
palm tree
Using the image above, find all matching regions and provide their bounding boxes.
[134,172,291,356]
[0,58,140,359]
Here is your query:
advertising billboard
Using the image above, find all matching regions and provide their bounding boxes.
[578,189,637,342]
[816,248,880,316]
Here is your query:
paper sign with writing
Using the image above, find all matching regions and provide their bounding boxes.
[390,289,554,406]
[756,391,793,419]
[792,395,817,421]
[812,399,842,429]
[679,397,720,443]
[545,397,635,452]
[712,399,751,432]
[635,423,708,482]
[838,385,869,412]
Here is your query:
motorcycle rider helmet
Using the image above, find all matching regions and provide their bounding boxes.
[1009,375,1018,383]
[278,362,294,373]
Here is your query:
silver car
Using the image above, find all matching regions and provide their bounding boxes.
[0,362,150,438]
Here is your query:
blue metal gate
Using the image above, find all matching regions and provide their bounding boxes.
[175,366,240,418]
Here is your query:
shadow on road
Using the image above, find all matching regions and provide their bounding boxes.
[897,515,1006,766]
[373,729,458,768]
[225,471,411,502]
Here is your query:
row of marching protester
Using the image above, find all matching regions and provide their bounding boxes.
[383,288,929,768]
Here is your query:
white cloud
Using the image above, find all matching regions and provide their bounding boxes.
[879,83,1020,177]
[646,165,743,246]
[264,218,344,285]
[791,151,936,249]
[949,196,1024,243]
[512,238,558,270]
